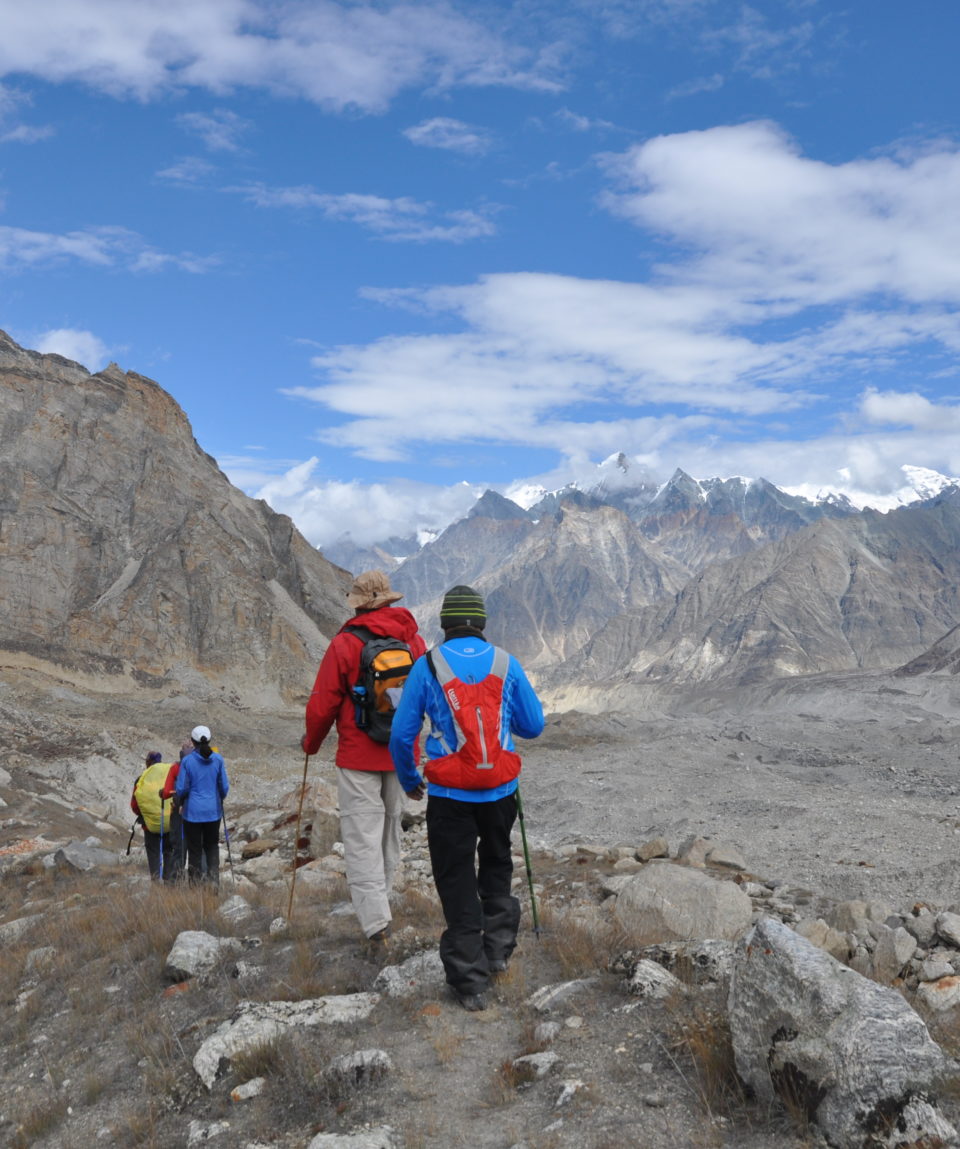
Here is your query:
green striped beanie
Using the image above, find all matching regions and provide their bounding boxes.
[439,585,487,632]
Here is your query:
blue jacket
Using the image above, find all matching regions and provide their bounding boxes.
[389,636,544,803]
[175,749,229,822]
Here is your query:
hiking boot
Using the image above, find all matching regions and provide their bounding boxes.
[450,987,487,1012]
[488,958,508,974]
[365,926,392,950]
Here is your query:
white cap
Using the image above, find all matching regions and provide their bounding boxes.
[191,725,211,742]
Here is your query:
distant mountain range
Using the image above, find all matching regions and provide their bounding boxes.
[6,325,960,702]
[334,463,960,687]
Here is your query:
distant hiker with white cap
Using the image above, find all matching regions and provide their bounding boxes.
[389,584,544,1011]
[301,570,426,947]
[175,725,229,890]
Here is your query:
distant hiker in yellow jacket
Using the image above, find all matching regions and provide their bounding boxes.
[131,751,181,881]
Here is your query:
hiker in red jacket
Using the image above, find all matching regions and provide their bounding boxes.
[302,570,426,946]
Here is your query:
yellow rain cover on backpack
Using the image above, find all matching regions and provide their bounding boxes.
[134,762,174,833]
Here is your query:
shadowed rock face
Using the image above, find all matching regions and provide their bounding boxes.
[0,331,349,703]
[566,495,960,686]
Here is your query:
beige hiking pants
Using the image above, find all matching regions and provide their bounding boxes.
[337,767,403,938]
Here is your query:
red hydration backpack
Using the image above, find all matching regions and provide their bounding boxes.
[423,646,521,790]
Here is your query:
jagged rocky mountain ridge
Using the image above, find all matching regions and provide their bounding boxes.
[375,466,960,687]
[0,330,350,706]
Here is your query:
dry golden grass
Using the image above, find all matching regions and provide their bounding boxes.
[537,901,620,979]
[9,1087,69,1149]
[662,994,748,1120]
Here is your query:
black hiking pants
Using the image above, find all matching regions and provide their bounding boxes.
[184,820,220,888]
[426,792,521,997]
[143,829,178,881]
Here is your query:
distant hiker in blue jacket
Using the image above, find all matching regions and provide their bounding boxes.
[175,724,229,890]
[390,585,544,1012]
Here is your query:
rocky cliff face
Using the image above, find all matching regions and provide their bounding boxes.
[0,331,349,705]
[405,503,689,665]
[568,495,960,686]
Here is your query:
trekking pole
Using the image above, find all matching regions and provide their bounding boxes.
[515,783,541,939]
[125,820,138,855]
[221,803,235,883]
[287,751,310,921]
[159,795,165,881]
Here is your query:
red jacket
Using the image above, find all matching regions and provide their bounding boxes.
[303,605,426,770]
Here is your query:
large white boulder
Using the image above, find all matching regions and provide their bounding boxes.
[729,917,955,1149]
[613,862,753,943]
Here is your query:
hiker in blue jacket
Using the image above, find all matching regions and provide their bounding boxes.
[390,585,544,1012]
[175,724,229,890]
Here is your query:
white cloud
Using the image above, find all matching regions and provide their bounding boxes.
[0,223,215,272]
[177,109,249,152]
[33,327,111,370]
[279,122,960,486]
[243,457,482,547]
[859,388,960,433]
[0,81,53,142]
[156,156,215,183]
[600,121,960,308]
[665,73,724,100]
[236,184,498,243]
[0,0,561,110]
[1,122,55,143]
[555,107,615,132]
[403,117,493,155]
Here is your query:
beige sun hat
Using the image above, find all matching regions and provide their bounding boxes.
[346,570,404,610]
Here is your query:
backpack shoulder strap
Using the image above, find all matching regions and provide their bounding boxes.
[427,646,455,686]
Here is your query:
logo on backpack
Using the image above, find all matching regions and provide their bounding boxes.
[349,626,415,743]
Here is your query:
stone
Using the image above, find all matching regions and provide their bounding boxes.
[24,946,57,974]
[326,1049,392,1085]
[915,976,960,1012]
[240,838,280,859]
[871,924,917,983]
[636,837,669,862]
[533,1021,562,1045]
[600,873,635,897]
[0,914,43,944]
[676,836,711,867]
[555,1080,586,1107]
[513,1052,559,1080]
[729,918,954,1149]
[919,958,955,982]
[373,951,445,999]
[238,853,286,883]
[935,911,960,948]
[904,910,939,948]
[52,840,118,872]
[794,918,851,963]
[625,959,684,1000]
[230,1077,265,1102]
[164,931,243,981]
[193,994,380,1088]
[527,979,597,1013]
[218,895,253,924]
[186,1120,231,1145]
[705,842,748,871]
[307,1130,396,1149]
[613,863,753,943]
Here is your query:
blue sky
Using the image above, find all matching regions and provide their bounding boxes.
[3,0,960,546]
